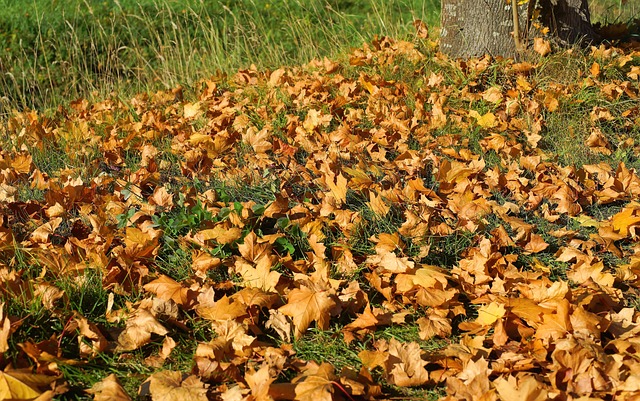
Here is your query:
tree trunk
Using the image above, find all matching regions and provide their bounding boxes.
[440,0,597,59]
[538,0,598,44]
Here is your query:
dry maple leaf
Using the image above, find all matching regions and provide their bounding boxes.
[469,110,498,129]
[234,255,281,293]
[265,309,292,343]
[476,302,507,326]
[611,204,640,237]
[293,362,336,401]
[238,231,271,263]
[385,339,429,387]
[417,310,452,340]
[244,365,275,401]
[413,19,429,38]
[446,357,493,400]
[279,284,338,339]
[211,319,256,355]
[0,371,41,400]
[0,302,10,354]
[143,275,197,309]
[196,295,247,322]
[71,314,108,358]
[145,336,177,368]
[145,371,208,401]
[116,309,169,352]
[493,374,547,401]
[194,225,243,245]
[87,374,132,401]
[533,37,552,56]
[30,217,62,243]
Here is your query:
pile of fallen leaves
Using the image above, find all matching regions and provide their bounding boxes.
[0,33,640,400]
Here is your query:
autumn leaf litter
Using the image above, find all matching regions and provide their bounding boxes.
[0,35,640,400]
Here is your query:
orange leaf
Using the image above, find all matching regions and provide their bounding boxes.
[612,204,640,236]
[533,37,551,56]
[197,295,247,322]
[245,365,275,401]
[494,374,548,401]
[386,339,429,387]
[279,285,337,339]
[144,275,196,308]
[238,231,271,263]
[0,302,11,354]
[293,363,336,401]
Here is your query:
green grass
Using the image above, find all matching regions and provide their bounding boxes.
[0,0,440,115]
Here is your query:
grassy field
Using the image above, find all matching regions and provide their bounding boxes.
[0,1,639,400]
[0,0,439,115]
[1,0,635,116]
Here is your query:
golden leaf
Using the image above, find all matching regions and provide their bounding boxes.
[279,285,337,339]
[476,302,506,326]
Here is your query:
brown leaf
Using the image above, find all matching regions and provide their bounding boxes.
[88,374,132,401]
[144,275,196,308]
[533,38,551,56]
[145,371,208,401]
[245,365,275,401]
[417,310,452,340]
[413,20,429,39]
[238,231,271,263]
[293,363,336,401]
[279,285,337,339]
[116,309,168,352]
[386,339,429,387]
[0,302,11,354]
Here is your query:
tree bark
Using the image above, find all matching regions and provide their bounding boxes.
[538,0,598,44]
[440,0,597,59]
[440,0,527,59]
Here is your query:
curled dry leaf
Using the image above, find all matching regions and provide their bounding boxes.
[293,362,336,401]
[116,309,168,352]
[0,302,10,354]
[87,374,131,401]
[145,371,208,401]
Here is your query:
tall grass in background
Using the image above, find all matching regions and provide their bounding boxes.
[0,0,439,115]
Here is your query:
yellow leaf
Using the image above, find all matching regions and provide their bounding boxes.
[0,371,41,400]
[476,302,506,326]
[573,215,601,228]
[468,110,497,128]
[183,102,202,119]
[612,205,640,235]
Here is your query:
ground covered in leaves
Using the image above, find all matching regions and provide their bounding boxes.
[1,33,640,400]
